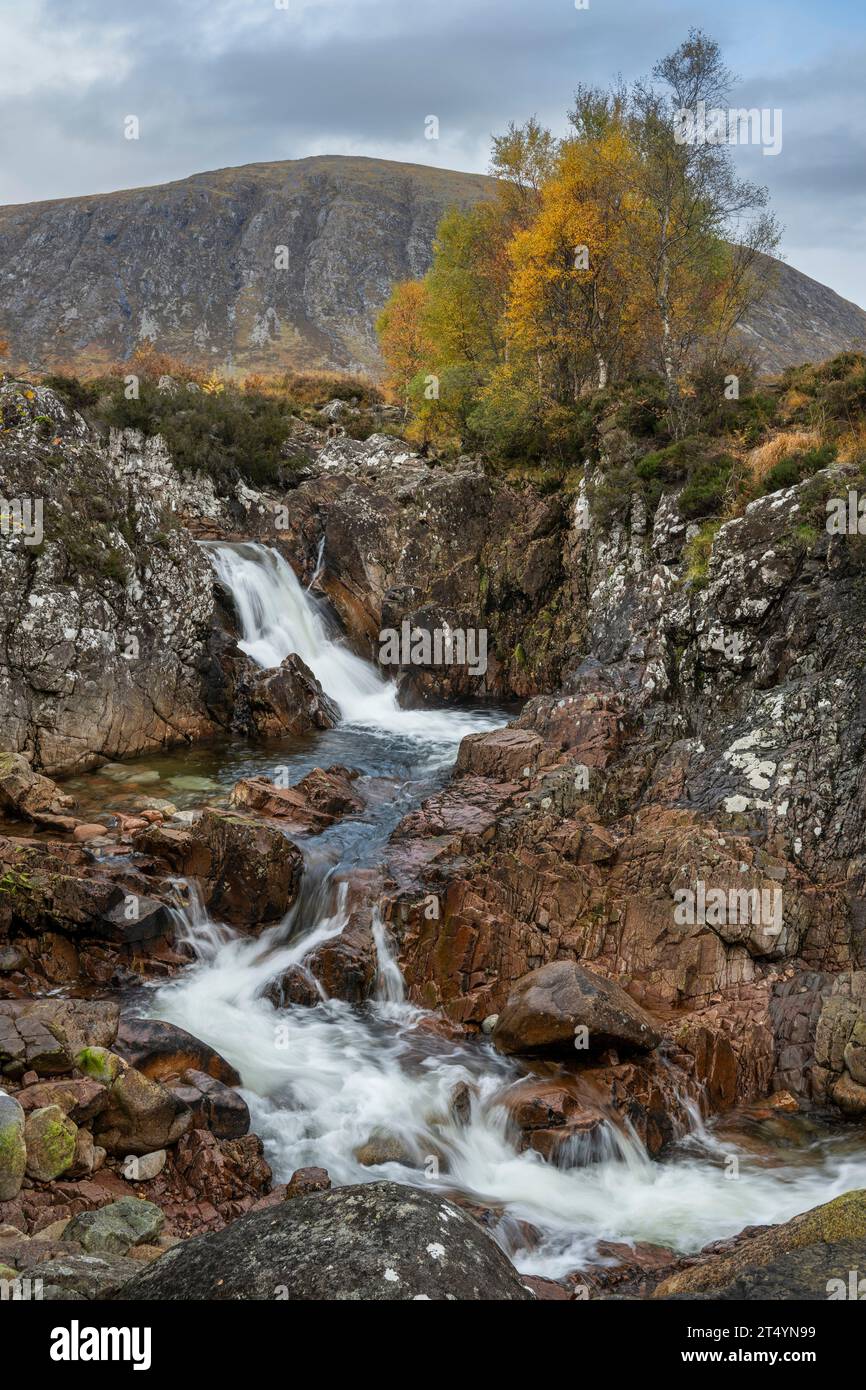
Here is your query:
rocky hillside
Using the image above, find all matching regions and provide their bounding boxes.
[1,155,864,377]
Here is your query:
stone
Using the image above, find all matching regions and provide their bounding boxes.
[63,1197,165,1254]
[654,1189,866,1298]
[0,1092,26,1200]
[73,823,108,842]
[229,764,363,833]
[74,1046,125,1086]
[262,965,319,1009]
[24,1104,77,1181]
[117,1182,533,1301]
[285,1167,331,1199]
[121,1149,167,1182]
[94,1067,192,1155]
[171,1069,250,1139]
[14,1251,140,1299]
[354,1131,413,1167]
[189,809,304,927]
[492,961,662,1057]
[114,1017,241,1086]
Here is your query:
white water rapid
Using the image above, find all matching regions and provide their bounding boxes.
[206,540,499,748]
[147,541,866,1281]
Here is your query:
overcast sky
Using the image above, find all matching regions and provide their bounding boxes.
[2,0,864,305]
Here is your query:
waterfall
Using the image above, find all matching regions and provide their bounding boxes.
[205,540,499,745]
[152,875,866,1279]
[139,538,866,1281]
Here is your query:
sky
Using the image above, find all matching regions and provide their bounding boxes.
[1,0,864,305]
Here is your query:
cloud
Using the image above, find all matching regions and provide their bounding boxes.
[0,0,863,305]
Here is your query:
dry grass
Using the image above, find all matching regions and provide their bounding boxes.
[836,422,866,465]
[744,429,821,489]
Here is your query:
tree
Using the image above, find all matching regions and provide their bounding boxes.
[376,280,431,416]
[626,30,781,428]
[507,125,641,398]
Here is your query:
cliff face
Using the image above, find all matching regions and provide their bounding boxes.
[0,157,493,378]
[1,155,864,378]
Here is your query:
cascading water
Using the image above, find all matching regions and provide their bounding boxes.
[147,540,866,1280]
[206,540,499,746]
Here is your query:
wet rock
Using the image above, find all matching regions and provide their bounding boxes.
[24,1104,77,1181]
[115,1017,241,1087]
[231,653,340,738]
[354,1131,413,1167]
[305,917,376,1002]
[230,764,363,833]
[285,1167,331,1199]
[492,961,662,1057]
[63,1196,165,1254]
[189,809,304,927]
[170,1069,250,1140]
[262,964,320,1009]
[118,1182,534,1301]
[654,1189,866,1298]
[0,1092,26,1199]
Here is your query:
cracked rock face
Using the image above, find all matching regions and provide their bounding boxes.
[0,381,225,773]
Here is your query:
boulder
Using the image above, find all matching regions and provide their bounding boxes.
[704,1238,866,1301]
[0,751,75,824]
[654,1189,866,1298]
[232,654,340,738]
[12,1250,140,1299]
[117,1182,533,1300]
[15,1077,108,1125]
[229,764,363,833]
[122,1149,167,1182]
[189,809,303,927]
[170,1070,250,1139]
[285,1166,331,1199]
[24,1104,77,1181]
[0,1092,26,1199]
[114,1017,241,1086]
[94,1068,192,1155]
[492,961,662,1057]
[263,964,320,1009]
[63,1197,165,1254]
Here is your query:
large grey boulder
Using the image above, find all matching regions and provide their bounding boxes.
[118,1182,534,1301]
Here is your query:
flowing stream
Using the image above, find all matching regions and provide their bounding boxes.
[136,542,866,1281]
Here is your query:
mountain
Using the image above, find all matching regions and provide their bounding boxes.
[1,154,864,378]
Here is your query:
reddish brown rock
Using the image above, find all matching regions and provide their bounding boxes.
[492,961,662,1058]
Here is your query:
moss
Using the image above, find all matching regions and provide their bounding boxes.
[684,520,722,588]
[75,1046,123,1085]
[0,870,33,898]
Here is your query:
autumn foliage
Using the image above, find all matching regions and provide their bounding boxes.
[377,31,780,451]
